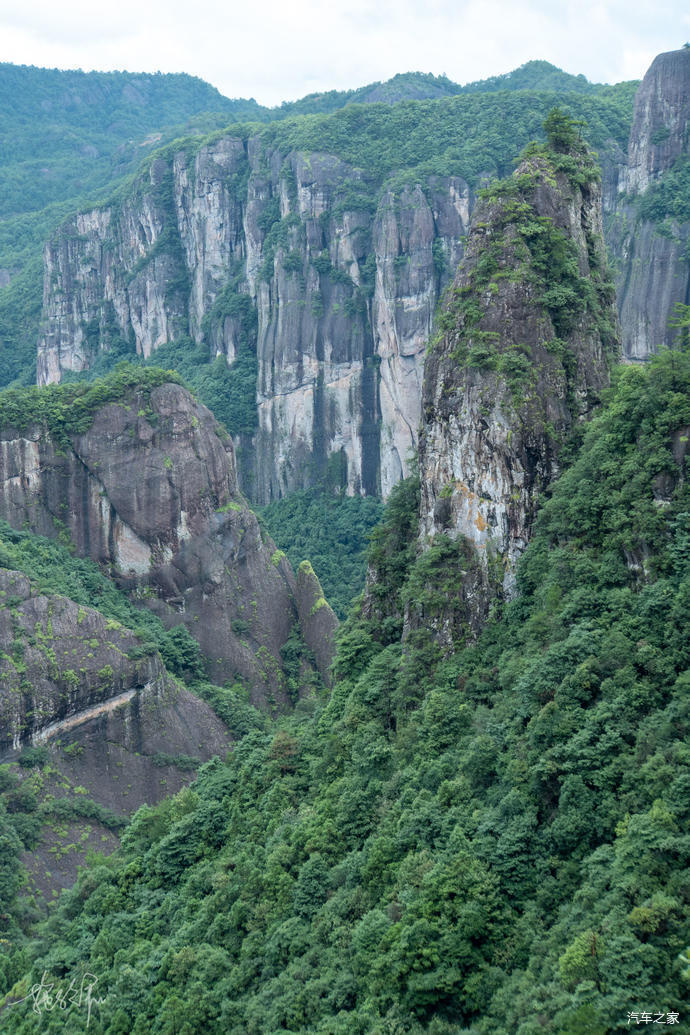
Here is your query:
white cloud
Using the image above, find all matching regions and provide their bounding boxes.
[0,0,687,104]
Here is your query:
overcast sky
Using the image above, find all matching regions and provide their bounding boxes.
[1,0,688,106]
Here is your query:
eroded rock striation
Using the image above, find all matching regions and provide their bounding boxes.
[37,138,470,501]
[609,47,690,360]
[0,375,332,702]
[0,568,159,754]
[0,566,233,898]
[419,131,619,627]
[620,48,690,196]
[0,565,229,754]
[33,50,690,505]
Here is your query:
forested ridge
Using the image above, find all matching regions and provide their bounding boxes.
[0,61,636,391]
[0,344,687,1032]
[0,64,268,389]
[0,58,687,1034]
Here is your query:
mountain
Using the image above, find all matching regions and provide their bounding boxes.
[271,60,603,115]
[1,112,687,1033]
[0,51,688,1032]
[0,363,337,909]
[419,111,618,618]
[0,59,634,393]
[32,83,635,503]
[0,59,614,231]
[30,49,683,504]
[0,365,336,698]
[0,64,264,390]
[0,562,232,897]
[461,58,603,94]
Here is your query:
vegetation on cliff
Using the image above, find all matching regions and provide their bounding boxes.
[256,84,634,193]
[1,347,687,1033]
[0,516,264,949]
[1,68,635,392]
[0,364,182,443]
[436,109,618,376]
[0,73,686,1035]
[0,65,258,222]
[0,64,266,391]
[636,155,690,226]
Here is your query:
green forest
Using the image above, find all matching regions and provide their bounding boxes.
[259,490,384,619]
[0,57,688,1034]
[0,345,688,1033]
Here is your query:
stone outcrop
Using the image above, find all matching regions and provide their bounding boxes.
[418,138,618,626]
[293,560,339,687]
[37,138,471,502]
[0,379,335,703]
[34,49,689,505]
[0,566,233,900]
[620,49,690,196]
[0,567,231,771]
[608,48,690,360]
[0,568,162,753]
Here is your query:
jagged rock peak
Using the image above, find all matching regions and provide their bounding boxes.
[294,560,339,687]
[419,118,620,625]
[622,47,690,195]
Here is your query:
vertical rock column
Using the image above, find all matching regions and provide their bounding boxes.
[419,136,619,630]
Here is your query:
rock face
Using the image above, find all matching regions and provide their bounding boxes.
[0,378,334,704]
[0,568,158,753]
[0,567,231,773]
[0,566,233,900]
[608,48,690,360]
[37,138,471,502]
[620,49,690,196]
[419,138,618,622]
[34,50,688,502]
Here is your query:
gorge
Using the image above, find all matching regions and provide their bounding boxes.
[0,47,688,1035]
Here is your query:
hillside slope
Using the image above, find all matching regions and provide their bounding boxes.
[2,351,686,1035]
[1,130,687,1033]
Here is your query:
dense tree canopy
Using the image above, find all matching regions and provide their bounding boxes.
[0,349,687,1033]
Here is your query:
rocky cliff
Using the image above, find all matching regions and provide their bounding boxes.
[36,137,470,502]
[418,126,619,625]
[608,47,690,359]
[35,56,687,503]
[0,371,330,703]
[0,565,233,899]
[0,567,230,761]
[621,49,690,195]
[293,560,339,687]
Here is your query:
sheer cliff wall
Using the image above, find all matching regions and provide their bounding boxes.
[0,378,333,703]
[607,48,690,360]
[37,141,470,502]
[35,50,690,505]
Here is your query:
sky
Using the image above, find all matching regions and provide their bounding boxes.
[0,0,688,106]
